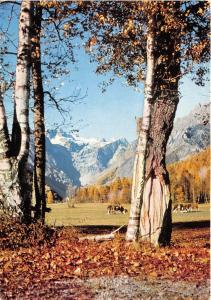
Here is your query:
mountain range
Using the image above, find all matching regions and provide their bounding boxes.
[29,102,210,197]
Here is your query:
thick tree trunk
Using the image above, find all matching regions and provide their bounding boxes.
[140,11,181,245]
[31,4,46,222]
[127,2,181,245]
[0,0,32,221]
[140,94,179,246]
[126,16,155,241]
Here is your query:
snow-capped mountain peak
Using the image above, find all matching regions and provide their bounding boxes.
[45,130,129,189]
[30,102,209,197]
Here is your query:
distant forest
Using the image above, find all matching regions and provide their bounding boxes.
[47,148,210,205]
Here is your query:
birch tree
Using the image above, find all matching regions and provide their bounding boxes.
[126,13,156,241]
[0,0,32,222]
[30,1,83,222]
[1,1,84,223]
[79,1,209,245]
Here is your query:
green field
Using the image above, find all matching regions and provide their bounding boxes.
[46,203,210,227]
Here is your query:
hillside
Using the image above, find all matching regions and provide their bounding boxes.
[95,102,210,185]
[29,102,209,197]
[68,148,210,205]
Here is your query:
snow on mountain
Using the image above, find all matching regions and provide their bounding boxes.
[47,130,129,186]
[29,102,209,196]
[94,102,210,184]
[166,103,210,163]
[29,135,80,198]
[30,130,129,195]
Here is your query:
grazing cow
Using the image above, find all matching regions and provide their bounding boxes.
[180,204,188,213]
[107,204,128,214]
[107,205,114,214]
[183,204,193,212]
[173,203,196,213]
[114,205,120,213]
[114,205,128,214]
[119,206,128,214]
[173,204,180,213]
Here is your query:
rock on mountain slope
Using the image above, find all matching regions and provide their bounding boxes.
[29,103,209,196]
[48,131,129,186]
[29,136,81,197]
[166,103,210,163]
[29,132,129,197]
[94,102,210,184]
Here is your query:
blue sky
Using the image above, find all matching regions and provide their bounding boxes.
[48,47,209,142]
[1,4,210,142]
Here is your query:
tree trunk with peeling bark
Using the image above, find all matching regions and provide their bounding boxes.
[126,4,181,245]
[141,93,179,246]
[0,0,32,222]
[31,4,46,222]
[140,30,180,246]
[126,16,155,241]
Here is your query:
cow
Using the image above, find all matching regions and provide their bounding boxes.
[107,204,128,214]
[173,202,201,213]
[181,204,194,213]
[107,205,114,214]
[173,204,180,213]
[173,203,196,213]
[115,205,128,214]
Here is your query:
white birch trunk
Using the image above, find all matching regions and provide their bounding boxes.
[14,0,32,220]
[0,0,32,217]
[15,0,31,162]
[0,85,20,211]
[126,17,155,241]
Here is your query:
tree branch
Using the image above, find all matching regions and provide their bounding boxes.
[1,51,17,56]
[44,90,67,114]
[0,1,21,6]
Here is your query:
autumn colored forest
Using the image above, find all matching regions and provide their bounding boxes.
[52,148,210,205]
[0,0,210,299]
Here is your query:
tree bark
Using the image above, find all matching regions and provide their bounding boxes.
[31,4,46,222]
[14,0,32,222]
[0,0,32,221]
[126,16,155,241]
[0,85,20,211]
[140,94,179,246]
[140,14,181,246]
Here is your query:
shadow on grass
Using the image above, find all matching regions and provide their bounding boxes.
[72,220,210,235]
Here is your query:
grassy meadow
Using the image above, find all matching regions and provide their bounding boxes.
[46,202,210,227]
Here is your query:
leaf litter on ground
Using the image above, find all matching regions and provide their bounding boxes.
[0,218,209,299]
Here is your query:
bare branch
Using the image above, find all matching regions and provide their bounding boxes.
[44,90,67,114]
[43,7,63,42]
[0,1,21,6]
[1,51,17,55]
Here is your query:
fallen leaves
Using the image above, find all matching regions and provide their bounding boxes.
[0,225,209,299]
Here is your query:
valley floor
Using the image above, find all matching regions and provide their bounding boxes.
[46,203,210,227]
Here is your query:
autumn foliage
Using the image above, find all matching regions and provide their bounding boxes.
[46,190,54,204]
[69,148,210,204]
[0,222,209,298]
[70,177,132,204]
[168,148,210,203]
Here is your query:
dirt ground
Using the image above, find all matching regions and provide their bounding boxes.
[1,276,209,300]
